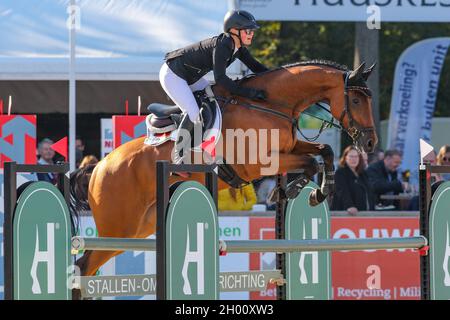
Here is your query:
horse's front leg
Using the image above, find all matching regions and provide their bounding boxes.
[291,140,335,206]
[258,152,320,202]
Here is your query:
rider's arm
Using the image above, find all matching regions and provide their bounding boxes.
[213,40,255,97]
[237,47,269,73]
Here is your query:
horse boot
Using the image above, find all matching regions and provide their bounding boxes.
[172,113,195,177]
[285,174,310,199]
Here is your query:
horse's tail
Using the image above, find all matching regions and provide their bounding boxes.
[69,164,96,234]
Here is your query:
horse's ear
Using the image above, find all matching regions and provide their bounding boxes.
[349,62,366,82]
[362,62,377,81]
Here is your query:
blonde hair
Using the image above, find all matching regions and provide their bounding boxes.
[79,155,98,168]
[437,145,450,165]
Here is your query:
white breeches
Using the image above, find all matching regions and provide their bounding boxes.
[159,62,209,122]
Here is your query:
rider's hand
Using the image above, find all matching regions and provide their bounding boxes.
[248,88,267,101]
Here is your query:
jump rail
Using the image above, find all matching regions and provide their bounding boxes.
[72,236,427,253]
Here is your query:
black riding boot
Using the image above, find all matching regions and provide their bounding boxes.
[173,113,195,164]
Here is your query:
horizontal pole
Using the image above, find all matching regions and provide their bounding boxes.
[7,163,70,174]
[221,236,428,253]
[72,236,427,253]
[426,165,450,174]
[72,237,156,252]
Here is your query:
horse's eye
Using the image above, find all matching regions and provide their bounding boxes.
[352,98,360,104]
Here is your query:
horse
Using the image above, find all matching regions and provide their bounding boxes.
[71,60,378,283]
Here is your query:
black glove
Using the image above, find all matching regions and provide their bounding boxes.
[246,88,267,101]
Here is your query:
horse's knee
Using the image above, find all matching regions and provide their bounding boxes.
[319,144,334,161]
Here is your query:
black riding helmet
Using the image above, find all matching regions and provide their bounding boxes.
[223,10,259,32]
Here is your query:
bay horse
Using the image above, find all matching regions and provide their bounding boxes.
[71,60,377,282]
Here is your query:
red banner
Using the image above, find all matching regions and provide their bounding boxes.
[249,217,277,300]
[331,217,420,300]
[0,115,36,168]
[112,116,146,148]
[249,216,421,300]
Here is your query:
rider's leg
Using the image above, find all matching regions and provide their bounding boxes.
[189,77,210,92]
[159,62,200,122]
[159,63,199,164]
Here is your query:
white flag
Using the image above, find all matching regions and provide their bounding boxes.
[419,139,434,164]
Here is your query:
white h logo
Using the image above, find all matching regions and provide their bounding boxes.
[443,222,450,286]
[31,223,56,294]
[299,218,319,284]
[182,223,205,295]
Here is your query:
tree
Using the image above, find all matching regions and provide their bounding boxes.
[250,21,450,120]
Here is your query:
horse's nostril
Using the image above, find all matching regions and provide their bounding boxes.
[367,139,373,149]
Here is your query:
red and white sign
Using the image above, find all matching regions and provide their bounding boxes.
[331,217,421,300]
[100,118,113,159]
[249,216,421,300]
[112,116,146,148]
[249,217,277,300]
[0,115,36,168]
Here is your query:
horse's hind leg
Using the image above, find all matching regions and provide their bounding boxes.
[76,249,123,277]
[72,250,123,299]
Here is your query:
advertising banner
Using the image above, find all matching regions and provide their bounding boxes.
[0,115,36,168]
[387,38,450,186]
[100,118,113,159]
[239,0,450,22]
[249,215,421,300]
[112,116,146,148]
[331,216,421,300]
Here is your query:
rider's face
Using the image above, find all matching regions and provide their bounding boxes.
[239,29,254,46]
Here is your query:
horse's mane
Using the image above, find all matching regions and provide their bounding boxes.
[239,59,349,83]
[282,59,349,71]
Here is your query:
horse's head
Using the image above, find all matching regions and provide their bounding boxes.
[334,62,378,153]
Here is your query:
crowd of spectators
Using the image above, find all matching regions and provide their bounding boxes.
[34,135,449,214]
[36,136,99,184]
[217,144,450,214]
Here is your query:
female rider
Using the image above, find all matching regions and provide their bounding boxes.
[159,10,268,164]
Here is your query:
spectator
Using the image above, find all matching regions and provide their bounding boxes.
[331,146,375,215]
[436,145,450,181]
[368,148,384,165]
[36,138,57,184]
[366,149,408,209]
[218,184,257,211]
[79,155,99,168]
[407,153,438,211]
[76,136,85,168]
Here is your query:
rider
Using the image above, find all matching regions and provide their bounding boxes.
[160,10,269,164]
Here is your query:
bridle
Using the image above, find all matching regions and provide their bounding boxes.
[217,71,375,144]
[338,72,375,143]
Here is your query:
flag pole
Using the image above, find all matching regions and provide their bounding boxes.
[69,0,77,172]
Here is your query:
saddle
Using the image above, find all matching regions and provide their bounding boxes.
[145,86,220,149]
[145,86,249,189]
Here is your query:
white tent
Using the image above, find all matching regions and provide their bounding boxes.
[0,0,242,169]
[0,0,240,80]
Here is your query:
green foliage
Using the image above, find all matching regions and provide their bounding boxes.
[250,21,450,119]
[379,23,450,119]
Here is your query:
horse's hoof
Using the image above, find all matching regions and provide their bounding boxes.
[308,189,327,207]
[72,288,82,300]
